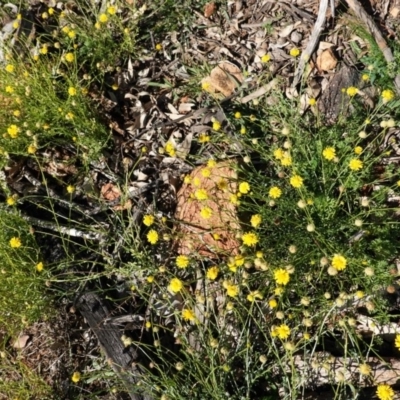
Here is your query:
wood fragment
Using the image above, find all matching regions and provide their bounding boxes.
[292,0,330,87]
[76,292,153,400]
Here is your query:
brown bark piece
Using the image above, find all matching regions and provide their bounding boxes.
[76,292,153,400]
[205,61,244,97]
[318,65,360,124]
[317,48,338,72]
[174,161,241,258]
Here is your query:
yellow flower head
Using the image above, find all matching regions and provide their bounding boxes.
[99,13,108,23]
[349,158,363,171]
[143,215,155,226]
[68,87,77,96]
[6,196,16,206]
[212,120,221,131]
[281,155,292,166]
[155,43,163,51]
[322,147,336,161]
[274,268,290,285]
[224,282,239,297]
[247,290,263,302]
[250,214,262,228]
[176,255,189,268]
[194,188,208,201]
[107,5,117,15]
[182,309,196,321]
[354,146,363,155]
[10,237,21,248]
[71,371,81,383]
[308,98,316,106]
[36,262,44,272]
[273,148,284,160]
[200,206,212,219]
[239,182,250,194]
[168,277,183,293]
[395,334,400,350]
[261,54,271,63]
[289,48,300,57]
[272,324,291,339]
[5,64,14,73]
[269,186,282,199]
[269,298,277,308]
[198,133,210,143]
[242,231,258,247]
[346,86,358,96]
[207,159,217,168]
[376,384,394,400]
[290,175,303,188]
[65,53,75,63]
[66,185,75,194]
[234,111,242,119]
[7,124,19,138]
[382,89,395,102]
[147,229,159,244]
[206,266,219,280]
[5,85,14,93]
[27,144,37,154]
[331,254,347,270]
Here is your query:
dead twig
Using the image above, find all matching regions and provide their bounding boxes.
[292,0,330,88]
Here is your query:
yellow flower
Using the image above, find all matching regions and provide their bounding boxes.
[13,110,20,117]
[198,133,210,143]
[7,124,19,138]
[308,98,316,106]
[201,168,211,178]
[206,266,219,280]
[68,31,76,39]
[182,309,196,322]
[242,232,258,246]
[229,194,239,205]
[359,363,371,375]
[27,144,37,154]
[322,147,336,161]
[250,214,262,228]
[6,196,16,206]
[273,324,291,339]
[207,159,216,168]
[281,155,292,166]
[382,89,395,102]
[273,148,284,160]
[332,254,347,270]
[269,298,277,308]
[13,21,19,29]
[42,12,49,19]
[202,81,211,91]
[349,158,363,171]
[239,182,250,194]
[143,215,155,226]
[212,120,221,131]
[71,371,81,383]
[68,87,77,96]
[234,111,242,119]
[65,53,75,63]
[224,282,239,297]
[269,186,282,199]
[261,54,271,63]
[107,5,117,14]
[290,175,303,188]
[147,275,154,283]
[376,384,394,400]
[164,142,175,157]
[289,48,300,57]
[5,64,14,73]
[10,237,21,248]
[176,255,189,268]
[155,43,162,51]
[36,262,44,272]
[395,334,400,349]
[361,73,369,81]
[354,146,363,155]
[194,188,208,201]
[66,185,75,194]
[62,26,71,34]
[168,278,183,293]
[94,22,101,29]
[240,126,246,135]
[5,85,14,93]
[274,287,284,296]
[147,230,159,244]
[99,13,108,23]
[200,206,212,219]
[48,7,54,15]
[247,290,263,302]
[346,86,358,96]
[274,268,290,285]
